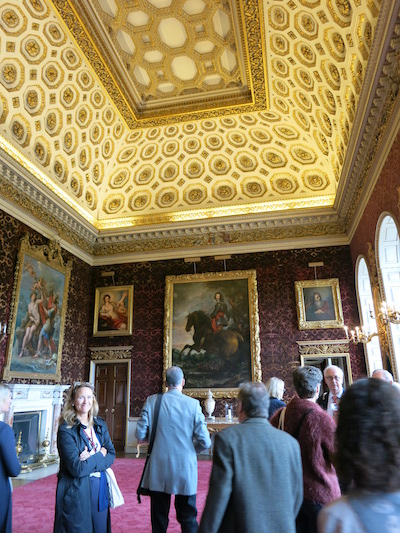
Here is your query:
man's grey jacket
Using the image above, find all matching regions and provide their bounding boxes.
[136,388,211,495]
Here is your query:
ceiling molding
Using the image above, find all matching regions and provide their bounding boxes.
[0,0,398,264]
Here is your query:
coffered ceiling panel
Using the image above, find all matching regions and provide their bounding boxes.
[0,0,399,263]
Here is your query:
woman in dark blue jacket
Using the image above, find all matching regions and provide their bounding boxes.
[0,383,21,533]
[54,382,115,533]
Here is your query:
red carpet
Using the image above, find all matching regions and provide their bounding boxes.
[12,458,212,532]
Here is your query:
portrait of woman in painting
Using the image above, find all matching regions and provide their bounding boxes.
[93,286,133,337]
[98,293,128,332]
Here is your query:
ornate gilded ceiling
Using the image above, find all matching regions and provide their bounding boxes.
[0,0,399,264]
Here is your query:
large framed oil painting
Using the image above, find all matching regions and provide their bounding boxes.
[163,270,261,398]
[93,285,134,337]
[295,278,344,330]
[3,235,72,381]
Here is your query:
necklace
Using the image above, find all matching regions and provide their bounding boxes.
[84,427,98,452]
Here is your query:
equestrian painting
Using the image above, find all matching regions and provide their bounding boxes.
[163,270,261,397]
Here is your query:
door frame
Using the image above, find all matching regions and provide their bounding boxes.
[89,346,132,451]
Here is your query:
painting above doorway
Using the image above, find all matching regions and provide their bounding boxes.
[295,278,344,330]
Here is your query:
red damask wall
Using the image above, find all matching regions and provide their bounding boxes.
[0,210,92,385]
[350,129,400,262]
[0,209,365,417]
[89,247,365,416]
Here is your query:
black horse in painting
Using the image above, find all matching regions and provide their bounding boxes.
[180,310,243,360]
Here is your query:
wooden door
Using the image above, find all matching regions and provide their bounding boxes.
[95,362,128,452]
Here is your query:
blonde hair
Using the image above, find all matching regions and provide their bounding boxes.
[265,377,285,400]
[0,383,10,410]
[60,382,99,427]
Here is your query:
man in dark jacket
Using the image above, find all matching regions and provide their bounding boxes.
[317,364,344,419]
[199,382,303,533]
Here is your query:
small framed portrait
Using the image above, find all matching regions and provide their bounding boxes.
[93,285,134,337]
[295,278,344,330]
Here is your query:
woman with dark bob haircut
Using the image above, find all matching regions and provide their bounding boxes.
[318,378,400,532]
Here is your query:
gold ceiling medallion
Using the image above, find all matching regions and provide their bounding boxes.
[129,192,150,211]
[184,185,207,205]
[184,159,204,179]
[62,47,81,71]
[227,131,247,148]
[213,182,236,202]
[70,172,83,197]
[292,109,310,131]
[103,194,124,214]
[262,149,287,168]
[183,137,201,154]
[236,152,258,172]
[271,174,299,195]
[53,156,67,183]
[241,178,267,198]
[0,6,27,35]
[156,188,178,208]
[302,171,329,191]
[294,11,318,39]
[162,140,179,157]
[160,162,179,182]
[92,162,104,186]
[135,165,154,185]
[85,187,97,211]
[11,115,30,147]
[109,169,130,189]
[209,155,231,175]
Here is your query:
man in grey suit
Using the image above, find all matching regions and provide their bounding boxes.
[199,382,303,533]
[136,366,211,533]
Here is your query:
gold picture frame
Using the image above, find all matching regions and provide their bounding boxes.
[3,235,72,381]
[93,285,134,337]
[163,270,261,398]
[295,278,344,330]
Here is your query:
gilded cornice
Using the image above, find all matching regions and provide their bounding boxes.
[338,2,400,227]
[0,152,96,254]
[92,220,346,257]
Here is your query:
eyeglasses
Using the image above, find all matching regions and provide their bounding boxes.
[72,382,94,392]
[325,376,342,382]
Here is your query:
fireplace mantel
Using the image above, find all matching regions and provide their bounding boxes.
[2,383,69,455]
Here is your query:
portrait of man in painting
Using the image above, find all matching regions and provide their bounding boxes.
[304,288,335,322]
[164,271,261,393]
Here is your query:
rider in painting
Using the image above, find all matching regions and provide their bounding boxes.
[210,292,229,332]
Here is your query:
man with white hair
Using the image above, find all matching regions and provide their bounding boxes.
[317,364,344,419]
[372,368,394,384]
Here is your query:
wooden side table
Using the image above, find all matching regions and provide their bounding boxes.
[206,417,239,454]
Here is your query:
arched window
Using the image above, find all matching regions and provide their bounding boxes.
[355,256,382,375]
[376,213,400,379]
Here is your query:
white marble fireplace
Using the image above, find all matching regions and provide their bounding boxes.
[2,384,69,460]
